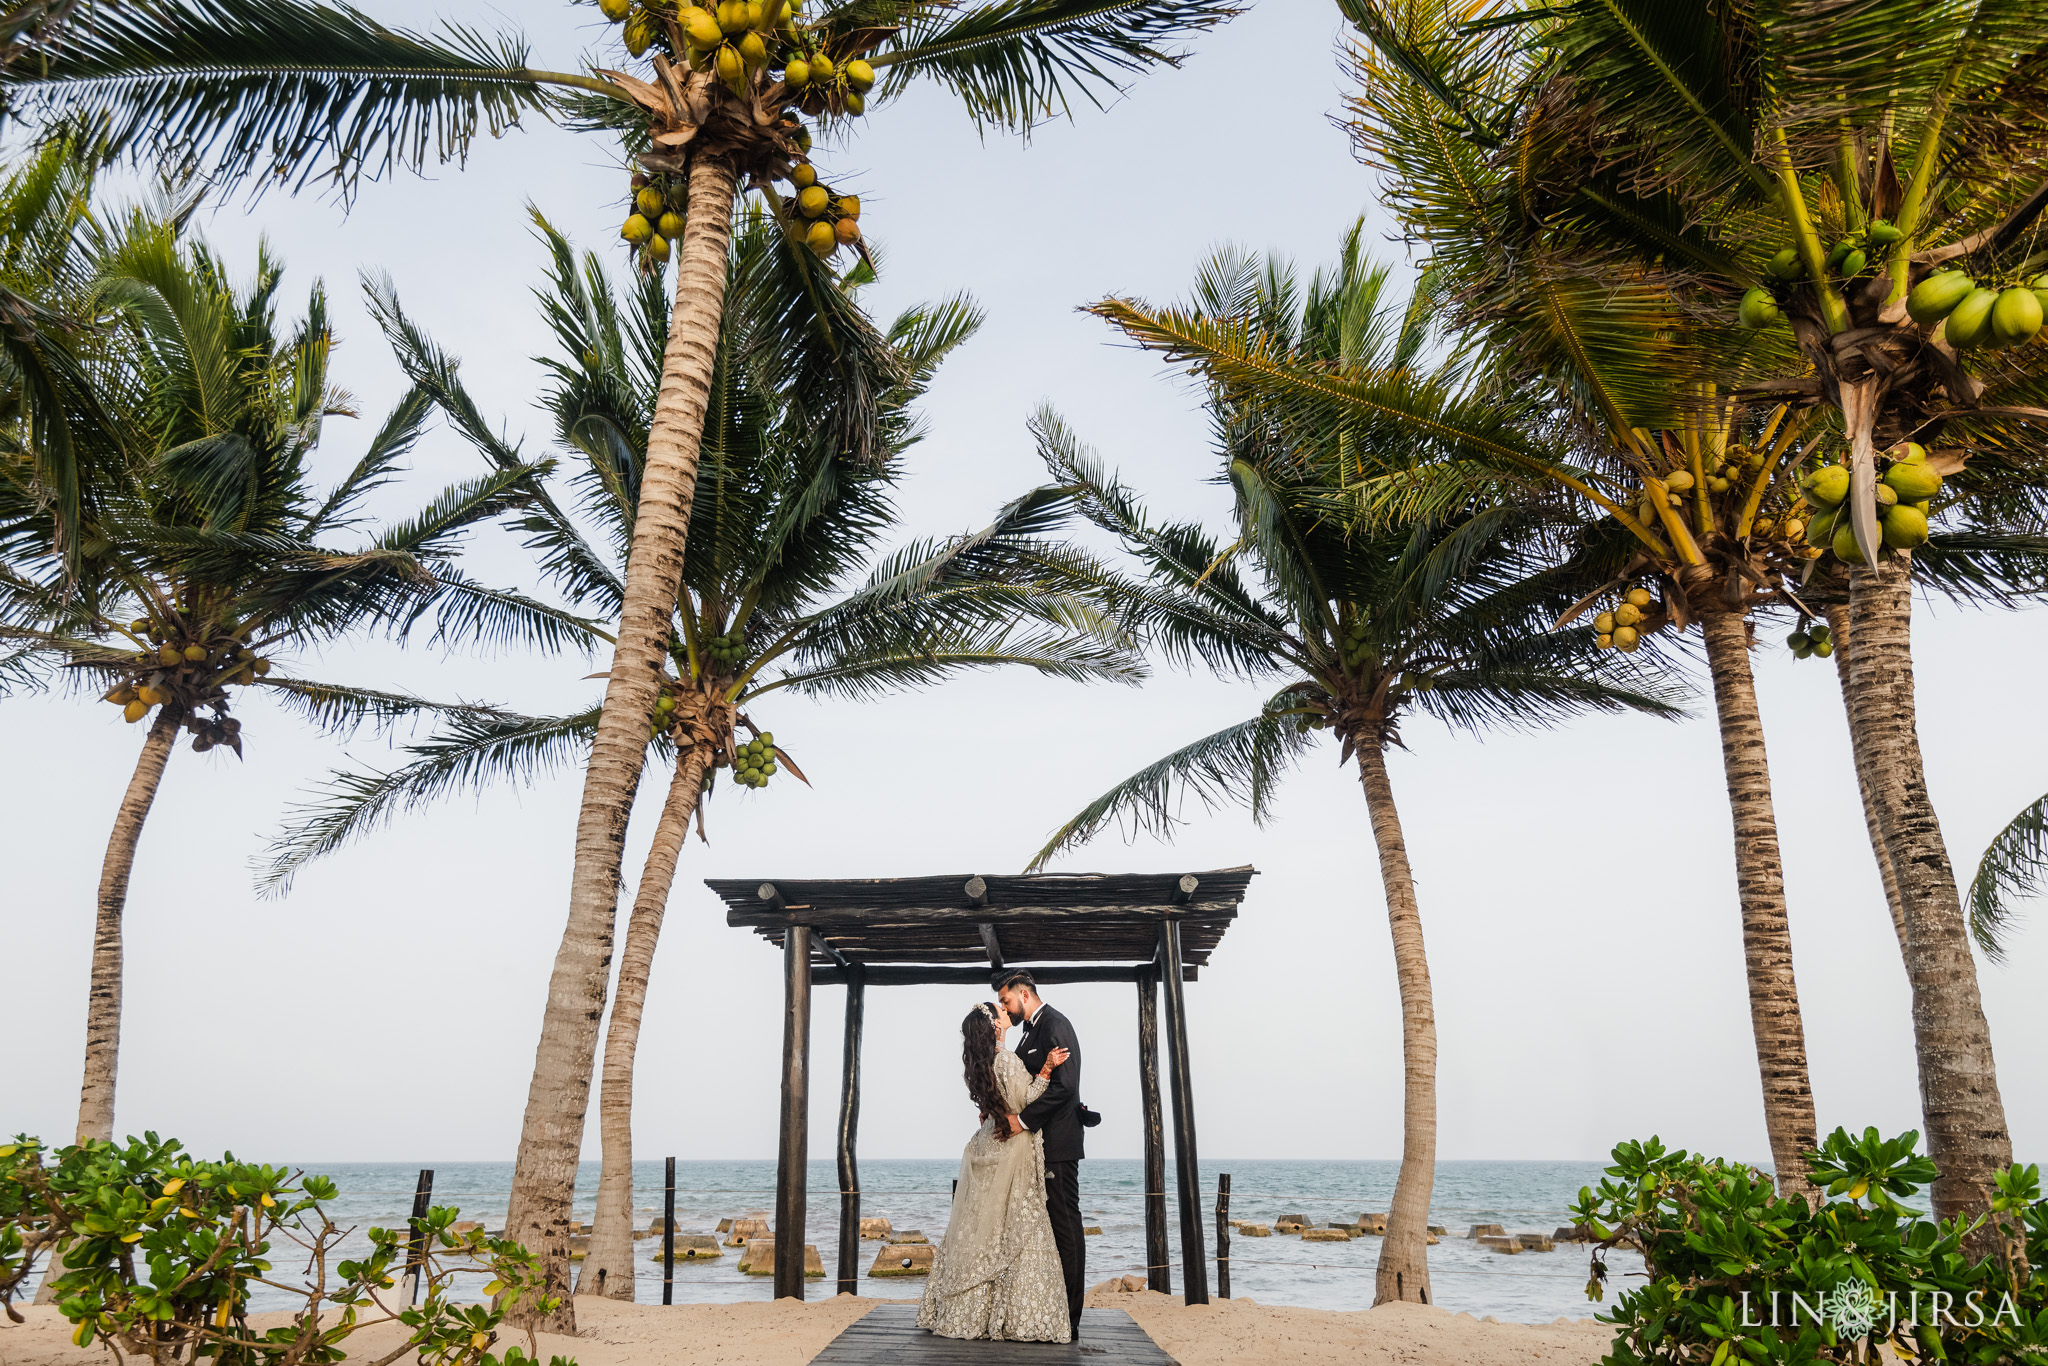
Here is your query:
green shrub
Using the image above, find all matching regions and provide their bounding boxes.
[1,1133,575,1366]
[1571,1127,2047,1364]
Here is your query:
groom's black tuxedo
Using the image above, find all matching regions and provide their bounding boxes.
[1015,1002,1084,1335]
[1015,1004,1084,1162]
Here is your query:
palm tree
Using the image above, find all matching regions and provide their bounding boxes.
[0,216,592,1152]
[1340,0,2048,1231]
[1025,240,1684,1305]
[0,4,1237,1310]
[1094,198,1831,1196]
[258,208,1141,1301]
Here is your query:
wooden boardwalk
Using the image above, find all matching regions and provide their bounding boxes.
[809,1305,1178,1365]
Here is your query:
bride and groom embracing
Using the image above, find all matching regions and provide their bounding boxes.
[916,970,1093,1345]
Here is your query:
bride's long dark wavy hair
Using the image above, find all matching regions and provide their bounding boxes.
[960,1003,1011,1142]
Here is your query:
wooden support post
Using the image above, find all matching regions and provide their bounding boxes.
[775,925,813,1300]
[402,1169,433,1306]
[836,963,866,1297]
[1160,919,1208,1305]
[1215,1173,1232,1299]
[1136,969,1169,1295]
[662,1157,675,1305]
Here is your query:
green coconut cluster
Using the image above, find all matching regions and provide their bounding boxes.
[102,616,270,751]
[1335,612,1372,670]
[620,173,687,271]
[783,161,861,259]
[598,0,876,114]
[1786,621,1834,661]
[1593,586,1663,653]
[1904,270,2048,348]
[703,628,747,672]
[1738,220,1907,329]
[732,731,779,788]
[1794,441,1942,564]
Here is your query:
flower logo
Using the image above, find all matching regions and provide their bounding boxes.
[1825,1280,1880,1338]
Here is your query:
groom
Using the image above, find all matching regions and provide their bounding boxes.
[997,969,1085,1338]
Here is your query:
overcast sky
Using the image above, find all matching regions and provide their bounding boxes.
[6,0,2048,1171]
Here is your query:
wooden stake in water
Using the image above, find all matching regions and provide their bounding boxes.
[663,1156,676,1306]
[404,1169,434,1306]
[1215,1173,1232,1299]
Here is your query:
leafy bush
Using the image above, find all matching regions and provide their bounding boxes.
[1571,1127,2047,1364]
[1,1133,576,1366]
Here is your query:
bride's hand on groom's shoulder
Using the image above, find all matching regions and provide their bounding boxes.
[1039,1046,1070,1079]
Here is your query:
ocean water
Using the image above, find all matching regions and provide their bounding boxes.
[196,1158,1643,1324]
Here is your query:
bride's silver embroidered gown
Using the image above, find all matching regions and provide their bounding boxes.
[915,1051,1071,1343]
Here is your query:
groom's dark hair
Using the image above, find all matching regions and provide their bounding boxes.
[995,969,1038,994]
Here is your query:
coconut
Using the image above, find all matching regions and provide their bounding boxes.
[1766,247,1800,280]
[810,53,834,79]
[738,31,768,65]
[1866,220,1903,247]
[1614,604,1643,628]
[129,618,150,633]
[1738,286,1780,328]
[1881,503,1930,550]
[784,57,811,87]
[833,217,860,245]
[846,59,875,90]
[845,91,865,115]
[1831,519,1867,565]
[790,162,817,188]
[1664,469,1696,493]
[601,0,632,17]
[635,186,664,217]
[658,211,686,239]
[183,644,207,662]
[1613,626,1640,651]
[621,213,654,243]
[1813,640,1835,657]
[1800,465,1849,506]
[1874,483,1898,508]
[252,658,272,676]
[123,700,149,723]
[1992,286,2044,346]
[797,185,829,217]
[837,194,860,219]
[1839,248,1867,277]
[649,234,670,261]
[1624,587,1651,608]
[1883,461,1941,501]
[158,643,181,665]
[685,10,723,45]
[1906,270,1974,325]
[137,686,164,706]
[1781,518,1805,540]
[624,11,655,55]
[715,44,743,82]
[1787,631,1811,651]
[1592,612,1615,634]
[1943,287,2000,347]
[1595,632,1613,649]
[805,220,836,257]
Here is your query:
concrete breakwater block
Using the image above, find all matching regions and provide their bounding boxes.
[1468,1223,1506,1239]
[1273,1213,1310,1232]
[738,1238,823,1277]
[672,1235,722,1259]
[1084,1226,1104,1236]
[887,1230,929,1244]
[726,1217,770,1247]
[1428,1224,1448,1235]
[1477,1234,1523,1254]
[567,1235,590,1261]
[1237,1223,1272,1237]
[1093,1274,1149,1294]
[716,1218,733,1233]
[1555,1224,1596,1242]
[871,1244,935,1277]
[859,1217,893,1240]
[1516,1233,1557,1251]
[1352,1213,1388,1235]
[1301,1227,1352,1242]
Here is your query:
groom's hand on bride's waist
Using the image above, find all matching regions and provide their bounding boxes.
[1007,1115,1025,1136]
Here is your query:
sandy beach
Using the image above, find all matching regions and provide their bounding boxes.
[1,1288,1614,1366]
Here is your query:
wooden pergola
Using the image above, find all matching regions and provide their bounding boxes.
[705,866,1257,1306]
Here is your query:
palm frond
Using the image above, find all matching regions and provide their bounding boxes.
[258,704,600,895]
[1,0,568,199]
[1968,789,2048,962]
[1023,699,1318,872]
[253,674,508,737]
[870,0,1240,132]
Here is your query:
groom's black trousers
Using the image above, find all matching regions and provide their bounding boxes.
[1045,1160,1084,1333]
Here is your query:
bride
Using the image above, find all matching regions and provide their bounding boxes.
[917,1001,1072,1343]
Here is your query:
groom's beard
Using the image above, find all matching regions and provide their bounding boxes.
[1006,1007,1026,1025]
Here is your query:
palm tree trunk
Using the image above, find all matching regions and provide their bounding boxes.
[76,701,183,1143]
[1354,742,1435,1307]
[38,702,184,1306]
[502,152,739,1333]
[1698,611,1818,1202]
[1844,559,2013,1237]
[1823,605,1908,955]
[578,747,711,1301]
